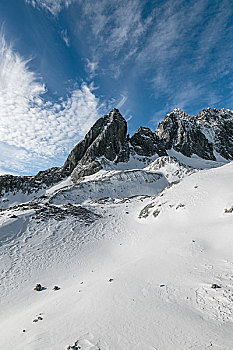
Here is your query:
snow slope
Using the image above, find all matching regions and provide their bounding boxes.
[49,169,168,206]
[0,163,233,349]
[167,148,228,169]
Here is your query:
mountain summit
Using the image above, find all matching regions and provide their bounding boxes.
[64,107,233,181]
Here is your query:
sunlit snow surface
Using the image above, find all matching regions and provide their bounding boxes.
[0,160,233,349]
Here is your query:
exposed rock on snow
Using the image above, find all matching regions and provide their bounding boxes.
[34,283,42,291]
[225,206,233,213]
[49,169,168,205]
[145,155,194,182]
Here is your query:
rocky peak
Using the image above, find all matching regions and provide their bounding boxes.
[195,108,233,160]
[130,126,158,156]
[155,109,215,160]
[70,108,130,181]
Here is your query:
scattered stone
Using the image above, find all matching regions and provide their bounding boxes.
[125,211,129,214]
[33,319,38,323]
[160,284,165,287]
[109,278,114,282]
[34,283,42,291]
[53,285,60,291]
[138,202,156,219]
[153,209,160,218]
[10,214,18,218]
[22,329,26,333]
[37,316,43,321]
[192,240,195,243]
[225,207,233,213]
[176,203,185,209]
[211,283,221,289]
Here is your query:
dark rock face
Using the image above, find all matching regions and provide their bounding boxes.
[131,107,233,161]
[64,108,129,172]
[196,108,233,160]
[130,127,165,156]
[154,109,215,160]
[0,166,69,199]
[67,108,130,181]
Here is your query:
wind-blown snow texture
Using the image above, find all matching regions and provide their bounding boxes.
[0,108,233,349]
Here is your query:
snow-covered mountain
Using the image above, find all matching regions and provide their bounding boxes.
[0,107,231,208]
[1,107,233,349]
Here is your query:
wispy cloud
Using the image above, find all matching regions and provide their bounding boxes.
[137,0,233,122]
[25,0,73,16]
[86,59,98,79]
[0,33,103,174]
[116,93,128,109]
[21,0,233,129]
[61,29,70,47]
[77,0,152,75]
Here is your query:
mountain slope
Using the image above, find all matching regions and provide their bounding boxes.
[0,162,233,349]
[1,106,233,349]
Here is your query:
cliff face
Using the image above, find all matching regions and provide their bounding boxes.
[131,107,233,161]
[0,107,232,199]
[154,108,233,160]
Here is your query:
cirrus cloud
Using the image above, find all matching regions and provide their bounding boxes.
[25,0,74,15]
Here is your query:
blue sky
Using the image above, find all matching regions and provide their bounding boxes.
[0,0,233,175]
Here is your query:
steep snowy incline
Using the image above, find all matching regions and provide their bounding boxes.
[0,162,233,348]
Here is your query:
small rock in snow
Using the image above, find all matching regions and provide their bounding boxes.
[211,283,221,289]
[34,283,43,291]
[53,285,60,291]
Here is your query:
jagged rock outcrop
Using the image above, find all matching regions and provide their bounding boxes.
[130,126,166,157]
[196,107,233,160]
[154,109,215,160]
[131,107,233,161]
[0,166,69,198]
[69,108,130,181]
[63,108,129,173]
